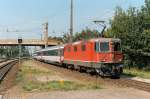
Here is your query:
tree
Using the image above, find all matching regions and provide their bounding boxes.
[63,28,100,43]
[106,0,150,69]
[0,46,30,58]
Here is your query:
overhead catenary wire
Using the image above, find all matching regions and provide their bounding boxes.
[82,0,140,31]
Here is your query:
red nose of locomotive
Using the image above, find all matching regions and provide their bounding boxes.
[111,52,123,63]
[110,41,123,63]
[95,40,123,63]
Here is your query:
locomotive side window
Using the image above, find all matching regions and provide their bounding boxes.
[100,42,109,52]
[68,47,71,52]
[74,46,77,52]
[82,44,86,51]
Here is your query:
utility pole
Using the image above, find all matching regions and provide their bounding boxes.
[44,22,48,48]
[19,44,21,66]
[70,0,73,43]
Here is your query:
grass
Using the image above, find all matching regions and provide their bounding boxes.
[15,65,52,81]
[23,81,82,91]
[23,81,102,92]
[21,65,52,75]
[16,62,102,92]
[16,70,24,83]
[123,69,150,79]
[15,65,53,85]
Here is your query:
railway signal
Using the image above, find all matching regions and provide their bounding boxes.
[18,37,22,67]
[18,38,22,44]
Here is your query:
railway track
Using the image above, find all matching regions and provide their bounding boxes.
[37,61,150,93]
[0,59,18,82]
[109,78,150,92]
[0,59,8,63]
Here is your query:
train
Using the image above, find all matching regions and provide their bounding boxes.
[33,38,124,78]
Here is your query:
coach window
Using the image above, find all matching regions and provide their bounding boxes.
[100,42,109,52]
[41,52,43,55]
[82,44,86,51]
[53,50,58,56]
[48,50,52,56]
[44,51,47,56]
[42,52,45,55]
[47,51,50,55]
[39,52,42,56]
[46,51,48,56]
[74,46,77,52]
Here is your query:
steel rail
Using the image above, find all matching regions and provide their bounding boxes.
[0,60,18,81]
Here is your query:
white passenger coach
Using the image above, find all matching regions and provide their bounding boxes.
[33,45,64,64]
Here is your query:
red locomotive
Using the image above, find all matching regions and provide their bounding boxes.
[63,38,123,77]
[34,37,123,77]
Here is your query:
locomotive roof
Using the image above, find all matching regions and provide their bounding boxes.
[71,38,121,45]
[90,38,121,42]
[35,45,64,53]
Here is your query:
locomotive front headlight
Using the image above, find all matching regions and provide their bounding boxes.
[119,59,122,61]
[119,64,124,68]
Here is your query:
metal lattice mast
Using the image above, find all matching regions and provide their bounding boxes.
[70,0,73,43]
[44,22,48,48]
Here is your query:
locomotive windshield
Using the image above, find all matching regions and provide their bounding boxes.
[100,42,109,52]
[95,42,109,52]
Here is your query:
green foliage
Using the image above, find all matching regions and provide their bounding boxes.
[63,28,99,43]
[48,36,63,42]
[0,46,30,58]
[123,69,150,79]
[107,0,150,69]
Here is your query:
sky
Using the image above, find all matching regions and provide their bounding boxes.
[0,0,145,39]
